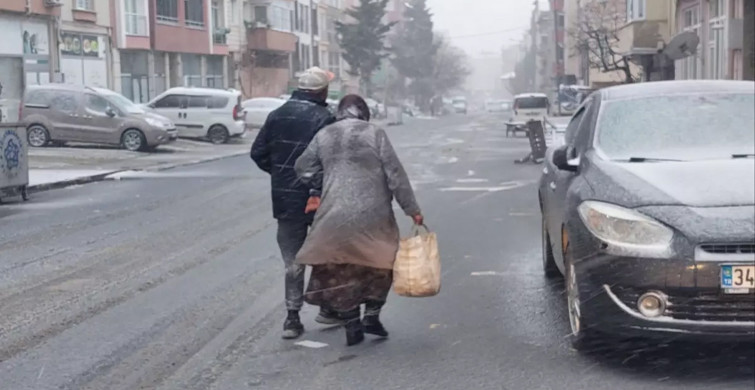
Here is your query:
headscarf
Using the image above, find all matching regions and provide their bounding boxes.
[337,94,371,122]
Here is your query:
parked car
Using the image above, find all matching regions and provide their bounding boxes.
[506,93,550,136]
[144,87,245,144]
[538,80,755,350]
[21,84,176,152]
[452,97,468,114]
[242,97,286,129]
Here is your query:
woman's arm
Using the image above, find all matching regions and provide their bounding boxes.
[294,134,323,194]
[377,128,421,217]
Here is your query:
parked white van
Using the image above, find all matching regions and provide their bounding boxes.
[505,93,550,136]
[145,87,245,144]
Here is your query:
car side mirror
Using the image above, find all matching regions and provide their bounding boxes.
[147,103,155,109]
[553,145,579,172]
[106,107,117,117]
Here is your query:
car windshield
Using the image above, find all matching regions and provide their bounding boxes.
[515,96,548,109]
[597,93,755,161]
[101,91,145,114]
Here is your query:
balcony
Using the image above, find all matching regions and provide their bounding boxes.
[246,21,297,53]
[617,19,670,58]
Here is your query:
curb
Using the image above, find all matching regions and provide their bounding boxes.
[27,170,124,194]
[27,150,249,194]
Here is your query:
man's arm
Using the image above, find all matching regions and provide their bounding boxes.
[250,118,272,174]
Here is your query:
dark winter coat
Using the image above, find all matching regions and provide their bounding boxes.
[250,90,336,222]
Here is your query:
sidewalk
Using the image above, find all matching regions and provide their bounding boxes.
[27,135,254,192]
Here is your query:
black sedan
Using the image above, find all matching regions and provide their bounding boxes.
[538,80,755,349]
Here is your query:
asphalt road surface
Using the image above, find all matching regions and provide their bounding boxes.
[1,114,753,390]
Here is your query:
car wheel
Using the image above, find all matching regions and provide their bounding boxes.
[121,129,146,152]
[565,247,599,350]
[542,215,560,278]
[207,125,229,145]
[27,125,50,147]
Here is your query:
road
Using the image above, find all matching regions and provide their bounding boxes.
[0,114,753,390]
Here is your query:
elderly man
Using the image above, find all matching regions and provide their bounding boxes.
[250,67,336,339]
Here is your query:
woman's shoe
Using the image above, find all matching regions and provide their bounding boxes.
[345,319,365,346]
[362,315,389,337]
[341,308,364,346]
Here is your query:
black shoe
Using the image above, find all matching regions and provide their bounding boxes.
[315,307,344,326]
[345,319,365,346]
[362,315,389,337]
[282,311,304,339]
[341,308,364,346]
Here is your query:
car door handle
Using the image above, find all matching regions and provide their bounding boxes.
[549,182,556,191]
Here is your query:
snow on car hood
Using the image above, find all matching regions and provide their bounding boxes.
[586,156,755,208]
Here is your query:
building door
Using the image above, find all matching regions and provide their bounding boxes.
[0,57,24,123]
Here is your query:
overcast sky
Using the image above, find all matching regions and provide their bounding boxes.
[426,0,549,57]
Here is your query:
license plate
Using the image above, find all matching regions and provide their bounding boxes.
[721,265,755,293]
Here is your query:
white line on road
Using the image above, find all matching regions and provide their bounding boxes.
[456,178,488,183]
[470,271,499,276]
[294,340,329,349]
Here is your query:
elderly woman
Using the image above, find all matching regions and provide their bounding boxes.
[294,95,423,346]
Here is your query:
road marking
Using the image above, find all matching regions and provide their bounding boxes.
[456,178,488,183]
[440,181,527,193]
[430,324,442,329]
[295,340,329,349]
[448,157,459,163]
[467,170,475,176]
[470,271,498,276]
[509,212,536,216]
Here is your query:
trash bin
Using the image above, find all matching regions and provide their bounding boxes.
[0,122,29,202]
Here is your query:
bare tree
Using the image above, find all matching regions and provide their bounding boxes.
[571,0,636,84]
[431,34,470,96]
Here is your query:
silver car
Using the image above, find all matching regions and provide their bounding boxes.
[21,84,176,152]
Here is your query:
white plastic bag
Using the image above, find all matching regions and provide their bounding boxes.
[393,225,441,297]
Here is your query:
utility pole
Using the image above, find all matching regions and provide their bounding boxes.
[531,0,538,91]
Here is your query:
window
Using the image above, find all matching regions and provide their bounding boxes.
[206,56,224,88]
[312,8,319,35]
[182,54,202,86]
[49,91,79,114]
[154,95,181,108]
[85,94,112,115]
[188,96,209,108]
[125,0,148,36]
[626,0,646,22]
[209,96,229,108]
[255,6,268,23]
[24,90,51,107]
[75,0,94,11]
[709,2,727,79]
[212,1,224,29]
[156,0,178,22]
[294,3,300,31]
[709,0,725,18]
[269,6,292,32]
[679,6,701,80]
[185,0,205,27]
[230,0,240,25]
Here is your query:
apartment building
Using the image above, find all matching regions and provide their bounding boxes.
[111,0,230,103]
[58,0,113,88]
[0,0,59,122]
[675,0,753,81]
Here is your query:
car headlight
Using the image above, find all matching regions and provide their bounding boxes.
[145,117,166,128]
[577,201,673,257]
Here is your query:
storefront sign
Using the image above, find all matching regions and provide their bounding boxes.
[60,32,101,58]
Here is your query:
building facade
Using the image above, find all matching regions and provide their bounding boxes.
[675,0,753,81]
[0,0,59,122]
[110,0,230,103]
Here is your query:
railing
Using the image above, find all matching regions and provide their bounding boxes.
[125,13,148,36]
[156,14,179,24]
[186,19,205,28]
